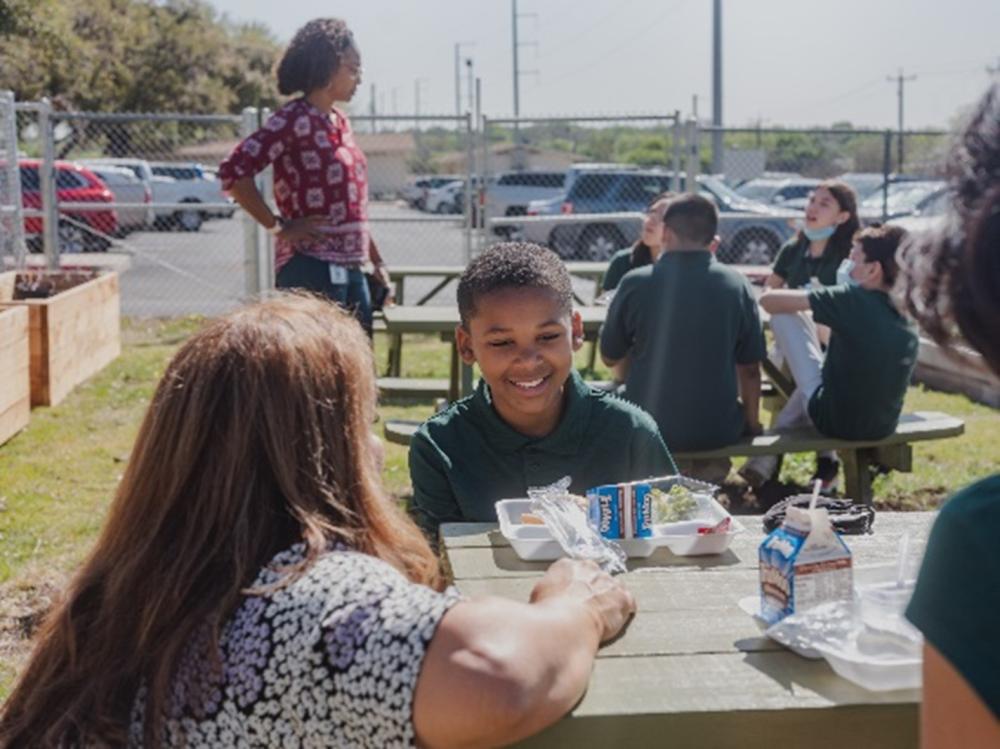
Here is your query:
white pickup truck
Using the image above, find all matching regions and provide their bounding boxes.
[79,158,232,232]
[483,170,567,236]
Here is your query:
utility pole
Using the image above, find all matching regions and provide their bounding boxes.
[511,0,538,120]
[887,68,916,173]
[454,42,475,116]
[369,83,376,133]
[711,0,723,174]
[465,59,475,116]
[414,78,425,132]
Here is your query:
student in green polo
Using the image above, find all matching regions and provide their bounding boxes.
[600,193,766,484]
[408,242,673,539]
[741,224,919,487]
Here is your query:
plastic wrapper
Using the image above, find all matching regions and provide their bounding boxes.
[527,477,627,574]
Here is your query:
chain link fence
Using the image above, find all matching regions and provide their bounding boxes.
[2,90,957,315]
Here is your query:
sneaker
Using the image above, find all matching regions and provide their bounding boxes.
[812,456,840,494]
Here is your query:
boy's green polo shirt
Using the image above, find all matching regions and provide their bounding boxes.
[772,235,848,289]
[600,251,766,452]
[408,370,672,537]
[807,285,918,440]
[907,474,1000,719]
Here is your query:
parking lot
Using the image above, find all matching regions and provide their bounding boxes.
[112,201,608,317]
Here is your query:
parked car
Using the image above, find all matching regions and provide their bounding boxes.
[149,161,233,219]
[424,179,465,214]
[859,180,949,223]
[483,170,566,236]
[19,159,117,253]
[735,177,820,207]
[401,175,462,210]
[836,172,887,201]
[85,164,154,233]
[79,158,208,231]
[520,166,795,264]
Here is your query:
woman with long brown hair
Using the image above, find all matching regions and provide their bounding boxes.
[900,82,1000,749]
[601,191,674,292]
[0,295,635,747]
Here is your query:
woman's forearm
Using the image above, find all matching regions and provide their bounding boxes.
[228,177,278,228]
[413,597,601,749]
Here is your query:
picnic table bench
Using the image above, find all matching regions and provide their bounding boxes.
[442,512,934,748]
[384,411,964,506]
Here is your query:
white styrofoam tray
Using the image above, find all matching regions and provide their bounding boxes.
[495,495,741,562]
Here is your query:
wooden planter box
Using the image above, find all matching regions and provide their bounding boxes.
[0,304,30,445]
[0,270,121,408]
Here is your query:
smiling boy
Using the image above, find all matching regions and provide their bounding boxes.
[408,242,673,540]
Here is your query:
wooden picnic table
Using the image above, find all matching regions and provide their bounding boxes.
[442,512,932,748]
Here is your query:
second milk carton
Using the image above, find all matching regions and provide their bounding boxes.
[758,506,853,625]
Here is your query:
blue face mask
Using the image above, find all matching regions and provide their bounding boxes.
[803,224,837,241]
[837,259,859,287]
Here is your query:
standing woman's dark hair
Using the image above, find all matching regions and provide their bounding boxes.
[276,18,356,96]
[219,17,392,335]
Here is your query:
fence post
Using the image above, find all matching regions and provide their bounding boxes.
[881,130,892,222]
[479,114,491,255]
[0,90,27,269]
[258,107,275,294]
[464,113,474,264]
[685,116,701,192]
[240,107,260,298]
[38,98,59,270]
[671,111,682,191]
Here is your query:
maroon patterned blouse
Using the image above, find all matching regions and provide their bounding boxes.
[219,99,369,272]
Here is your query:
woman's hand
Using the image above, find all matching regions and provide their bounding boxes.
[275,215,332,243]
[529,558,636,644]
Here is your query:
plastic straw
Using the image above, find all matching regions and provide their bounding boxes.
[809,479,822,511]
[896,531,911,588]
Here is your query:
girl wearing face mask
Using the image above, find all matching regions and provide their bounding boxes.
[744,181,861,493]
[601,192,674,293]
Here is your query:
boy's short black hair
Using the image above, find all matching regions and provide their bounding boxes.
[855,224,907,287]
[662,193,718,247]
[457,242,573,327]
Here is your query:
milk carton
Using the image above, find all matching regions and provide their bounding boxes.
[759,506,853,625]
[587,483,653,540]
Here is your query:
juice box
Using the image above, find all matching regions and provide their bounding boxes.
[587,483,652,540]
[758,506,853,625]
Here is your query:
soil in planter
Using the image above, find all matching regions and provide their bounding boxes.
[12,270,98,300]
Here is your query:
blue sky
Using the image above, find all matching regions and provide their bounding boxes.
[210,0,999,129]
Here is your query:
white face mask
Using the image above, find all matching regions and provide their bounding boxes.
[836,259,860,287]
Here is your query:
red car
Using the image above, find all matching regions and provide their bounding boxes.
[20,159,118,252]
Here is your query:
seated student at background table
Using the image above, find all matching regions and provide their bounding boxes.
[762,180,861,490]
[900,81,1000,749]
[740,224,918,488]
[601,191,673,292]
[599,193,766,485]
[408,242,673,540]
[0,295,637,748]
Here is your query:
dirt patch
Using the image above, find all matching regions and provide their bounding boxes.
[0,573,67,684]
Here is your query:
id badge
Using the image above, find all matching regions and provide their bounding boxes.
[328,264,348,285]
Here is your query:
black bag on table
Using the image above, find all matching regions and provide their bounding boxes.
[762,495,875,535]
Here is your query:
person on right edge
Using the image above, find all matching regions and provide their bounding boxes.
[740,224,918,488]
[901,82,1000,749]
[600,193,766,485]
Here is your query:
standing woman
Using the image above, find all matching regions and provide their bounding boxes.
[219,18,390,333]
[601,191,674,292]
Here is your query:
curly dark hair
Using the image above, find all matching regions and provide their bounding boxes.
[897,82,1000,376]
[275,18,356,96]
[854,224,907,287]
[457,242,573,327]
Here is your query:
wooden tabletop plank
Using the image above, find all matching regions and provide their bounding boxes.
[515,652,917,749]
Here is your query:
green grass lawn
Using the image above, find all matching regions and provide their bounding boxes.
[0,318,996,697]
